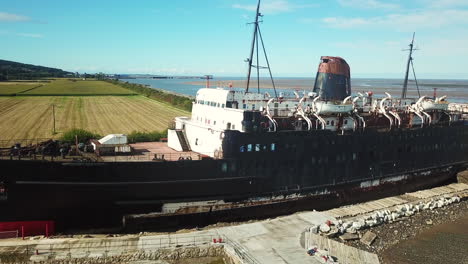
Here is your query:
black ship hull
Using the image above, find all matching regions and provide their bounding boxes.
[1,124,467,230]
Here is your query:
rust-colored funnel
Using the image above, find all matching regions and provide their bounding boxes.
[313,56,351,101]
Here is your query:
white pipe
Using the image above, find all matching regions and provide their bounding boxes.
[266,98,275,116]
[313,113,326,129]
[435,95,447,103]
[342,95,352,105]
[416,96,426,106]
[293,91,299,99]
[410,109,425,128]
[266,115,278,131]
[297,108,312,131]
[379,97,393,129]
[421,111,432,125]
[354,111,366,129]
[383,112,393,129]
[389,111,401,127]
[312,96,320,113]
[266,98,278,131]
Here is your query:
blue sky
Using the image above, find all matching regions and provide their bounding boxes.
[1,0,468,78]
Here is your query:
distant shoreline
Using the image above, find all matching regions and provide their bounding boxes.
[183,79,468,100]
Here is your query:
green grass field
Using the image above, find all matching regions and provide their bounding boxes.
[0,96,189,141]
[0,83,43,95]
[0,79,192,141]
[22,79,137,95]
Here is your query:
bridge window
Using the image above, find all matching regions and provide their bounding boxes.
[247,144,253,152]
[255,144,261,152]
[270,143,276,151]
[240,145,245,152]
[243,104,247,109]
[222,104,225,108]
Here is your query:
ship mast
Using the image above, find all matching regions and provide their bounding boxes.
[401,32,416,99]
[245,0,277,98]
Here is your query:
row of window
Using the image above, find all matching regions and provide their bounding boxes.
[196,100,225,108]
[240,143,276,153]
[194,116,236,129]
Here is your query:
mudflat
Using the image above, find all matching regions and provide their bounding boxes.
[380,209,468,264]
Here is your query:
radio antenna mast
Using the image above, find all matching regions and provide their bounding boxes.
[401,32,419,99]
[245,0,277,98]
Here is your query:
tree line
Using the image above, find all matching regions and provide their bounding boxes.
[0,59,73,80]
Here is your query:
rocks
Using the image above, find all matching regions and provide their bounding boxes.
[326,198,467,256]
[325,227,339,238]
[426,219,433,225]
[311,195,462,239]
[319,223,331,233]
[360,231,377,246]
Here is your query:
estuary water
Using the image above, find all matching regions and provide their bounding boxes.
[123,77,468,103]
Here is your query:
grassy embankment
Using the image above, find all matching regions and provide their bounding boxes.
[0,79,191,142]
[106,80,193,112]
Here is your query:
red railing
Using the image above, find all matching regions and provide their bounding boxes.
[0,221,54,239]
[0,230,18,239]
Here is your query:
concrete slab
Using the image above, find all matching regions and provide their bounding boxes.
[408,183,468,199]
[29,253,51,262]
[214,211,334,263]
[360,231,377,246]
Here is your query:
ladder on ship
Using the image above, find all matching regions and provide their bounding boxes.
[175,130,191,151]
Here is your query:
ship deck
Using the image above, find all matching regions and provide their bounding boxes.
[99,142,204,162]
[0,142,204,162]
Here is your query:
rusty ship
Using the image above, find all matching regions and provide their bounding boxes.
[0,0,467,231]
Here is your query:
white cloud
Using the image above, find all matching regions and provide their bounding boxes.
[0,12,29,22]
[322,9,468,30]
[16,33,43,38]
[232,0,317,14]
[337,0,399,10]
[422,0,468,8]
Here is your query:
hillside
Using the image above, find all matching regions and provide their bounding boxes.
[0,59,73,80]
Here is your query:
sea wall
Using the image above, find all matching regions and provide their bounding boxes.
[1,244,229,264]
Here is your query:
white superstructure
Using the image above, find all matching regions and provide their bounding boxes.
[168,86,456,158]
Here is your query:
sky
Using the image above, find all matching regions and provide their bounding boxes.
[1,0,468,79]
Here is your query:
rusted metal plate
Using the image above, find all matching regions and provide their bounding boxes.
[317,56,350,77]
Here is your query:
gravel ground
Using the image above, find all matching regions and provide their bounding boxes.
[329,198,468,263]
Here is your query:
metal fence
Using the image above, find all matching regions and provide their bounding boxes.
[0,138,52,149]
[100,152,209,162]
[0,230,18,240]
